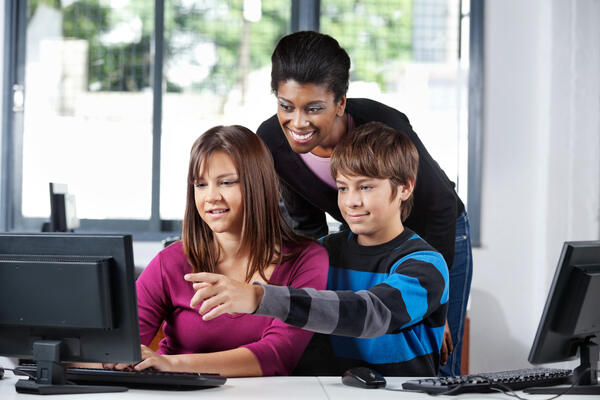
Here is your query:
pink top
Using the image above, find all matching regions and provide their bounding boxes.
[136,241,328,376]
[299,152,336,188]
[299,113,356,188]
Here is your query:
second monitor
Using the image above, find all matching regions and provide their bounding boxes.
[527,240,600,395]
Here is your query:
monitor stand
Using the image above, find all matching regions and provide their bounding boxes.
[15,340,128,395]
[525,338,600,395]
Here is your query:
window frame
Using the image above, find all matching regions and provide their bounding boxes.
[1,0,483,245]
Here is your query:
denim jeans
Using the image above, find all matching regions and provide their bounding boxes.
[439,211,473,377]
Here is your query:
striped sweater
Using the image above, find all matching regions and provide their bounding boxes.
[255,228,449,376]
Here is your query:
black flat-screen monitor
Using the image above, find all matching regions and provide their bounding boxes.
[42,183,79,232]
[527,241,600,395]
[0,233,141,394]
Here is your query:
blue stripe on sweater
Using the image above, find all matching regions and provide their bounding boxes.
[327,267,387,292]
[390,251,449,304]
[385,273,427,326]
[330,324,445,364]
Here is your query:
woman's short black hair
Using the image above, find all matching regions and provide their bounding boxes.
[271,31,351,102]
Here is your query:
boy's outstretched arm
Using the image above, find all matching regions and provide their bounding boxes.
[186,251,448,338]
[258,252,447,338]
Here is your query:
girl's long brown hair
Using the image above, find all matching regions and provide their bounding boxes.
[182,125,308,282]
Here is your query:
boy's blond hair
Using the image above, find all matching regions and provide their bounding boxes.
[330,121,419,222]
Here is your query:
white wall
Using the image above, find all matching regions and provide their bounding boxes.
[469,0,600,373]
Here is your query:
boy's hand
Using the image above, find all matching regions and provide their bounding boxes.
[184,272,264,320]
[440,321,453,366]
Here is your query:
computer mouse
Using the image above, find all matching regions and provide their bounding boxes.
[341,366,386,389]
[0,367,4,379]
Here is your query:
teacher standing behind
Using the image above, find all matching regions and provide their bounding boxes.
[256,30,473,377]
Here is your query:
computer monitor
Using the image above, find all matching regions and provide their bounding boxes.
[42,183,80,232]
[527,240,600,395]
[0,233,141,395]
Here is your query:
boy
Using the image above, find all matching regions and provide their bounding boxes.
[186,121,449,376]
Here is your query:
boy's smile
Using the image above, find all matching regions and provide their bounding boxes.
[336,173,411,246]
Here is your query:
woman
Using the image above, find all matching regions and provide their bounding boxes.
[133,125,328,377]
[256,31,472,377]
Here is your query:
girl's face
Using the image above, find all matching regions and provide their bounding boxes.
[276,80,346,155]
[194,151,244,237]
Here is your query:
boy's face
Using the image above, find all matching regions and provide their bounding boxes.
[336,173,412,246]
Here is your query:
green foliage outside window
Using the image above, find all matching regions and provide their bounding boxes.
[27,0,413,94]
[321,0,412,91]
[27,0,288,94]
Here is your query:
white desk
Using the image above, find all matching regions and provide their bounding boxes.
[0,372,583,399]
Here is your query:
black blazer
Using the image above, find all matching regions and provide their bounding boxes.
[257,98,464,267]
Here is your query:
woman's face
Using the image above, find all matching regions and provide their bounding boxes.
[276,80,346,154]
[193,151,244,237]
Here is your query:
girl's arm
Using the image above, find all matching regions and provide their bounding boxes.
[136,253,171,345]
[186,242,329,376]
[132,345,262,377]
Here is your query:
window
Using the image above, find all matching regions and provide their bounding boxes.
[2,0,482,243]
[21,1,154,221]
[160,0,290,220]
[320,0,469,202]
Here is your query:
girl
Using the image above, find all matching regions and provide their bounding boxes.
[133,125,328,377]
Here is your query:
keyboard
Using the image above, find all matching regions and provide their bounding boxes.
[15,365,226,390]
[402,367,573,395]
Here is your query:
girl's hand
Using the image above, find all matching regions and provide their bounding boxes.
[184,272,264,320]
[133,345,177,371]
[103,346,173,371]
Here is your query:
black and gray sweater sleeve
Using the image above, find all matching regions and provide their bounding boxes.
[254,252,449,338]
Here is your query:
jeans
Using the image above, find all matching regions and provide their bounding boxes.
[439,211,473,377]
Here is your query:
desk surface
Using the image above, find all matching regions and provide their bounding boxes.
[0,372,582,399]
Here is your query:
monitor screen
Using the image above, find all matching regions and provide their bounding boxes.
[527,240,600,395]
[0,233,141,394]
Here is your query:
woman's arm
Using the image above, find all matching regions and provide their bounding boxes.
[280,177,330,239]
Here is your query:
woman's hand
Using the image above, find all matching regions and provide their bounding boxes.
[440,321,454,366]
[184,272,264,320]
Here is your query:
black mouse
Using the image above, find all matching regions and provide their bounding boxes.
[0,367,4,379]
[342,366,386,389]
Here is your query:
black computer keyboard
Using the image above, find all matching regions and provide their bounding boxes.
[402,367,573,395]
[15,365,226,390]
